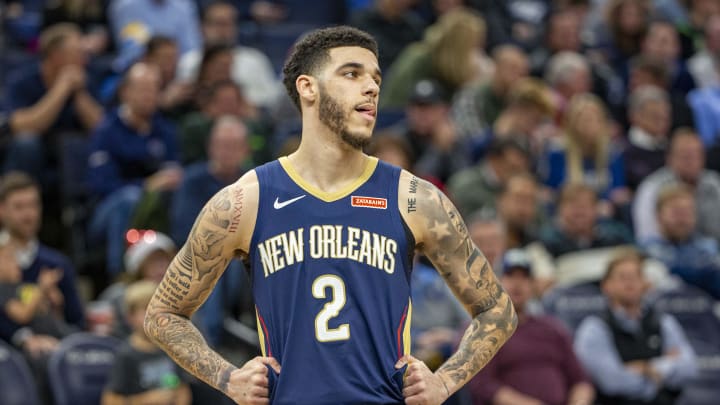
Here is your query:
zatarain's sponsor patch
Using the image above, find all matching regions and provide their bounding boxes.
[351,196,387,209]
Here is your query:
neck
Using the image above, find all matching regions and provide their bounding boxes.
[289,118,370,193]
[120,105,151,133]
[611,301,642,319]
[8,232,33,248]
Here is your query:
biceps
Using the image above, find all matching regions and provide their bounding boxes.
[151,244,231,315]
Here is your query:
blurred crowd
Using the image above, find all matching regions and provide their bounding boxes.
[0,0,720,404]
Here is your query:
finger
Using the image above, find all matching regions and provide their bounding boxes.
[248,357,271,373]
[257,356,282,373]
[402,381,424,398]
[251,386,269,398]
[249,399,269,405]
[395,354,414,369]
[250,374,269,387]
[405,361,427,377]
[403,371,424,386]
[404,395,423,405]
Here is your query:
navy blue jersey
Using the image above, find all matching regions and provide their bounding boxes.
[249,156,414,404]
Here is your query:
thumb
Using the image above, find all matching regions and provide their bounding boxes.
[395,354,417,369]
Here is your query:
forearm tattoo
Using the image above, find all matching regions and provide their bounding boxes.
[414,180,518,391]
[145,185,243,394]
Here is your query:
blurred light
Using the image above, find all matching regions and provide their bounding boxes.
[143,230,157,243]
[126,229,140,244]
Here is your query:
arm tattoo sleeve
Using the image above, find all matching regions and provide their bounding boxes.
[144,186,242,395]
[417,183,518,393]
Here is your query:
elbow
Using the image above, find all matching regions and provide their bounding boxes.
[143,309,159,342]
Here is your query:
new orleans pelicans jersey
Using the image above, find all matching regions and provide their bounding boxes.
[249,156,414,404]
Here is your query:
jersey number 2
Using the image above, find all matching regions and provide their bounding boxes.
[312,275,350,342]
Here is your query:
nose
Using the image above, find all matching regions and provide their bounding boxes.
[364,77,379,98]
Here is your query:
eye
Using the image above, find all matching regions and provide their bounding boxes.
[343,71,357,78]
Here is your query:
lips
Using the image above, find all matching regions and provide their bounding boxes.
[355,103,376,121]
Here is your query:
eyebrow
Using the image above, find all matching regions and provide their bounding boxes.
[336,62,382,79]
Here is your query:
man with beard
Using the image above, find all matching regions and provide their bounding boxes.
[143,26,517,405]
[0,172,84,353]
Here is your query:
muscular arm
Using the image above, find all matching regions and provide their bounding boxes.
[400,172,517,395]
[144,175,257,397]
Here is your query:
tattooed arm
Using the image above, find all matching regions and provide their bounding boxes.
[399,171,517,400]
[144,172,278,403]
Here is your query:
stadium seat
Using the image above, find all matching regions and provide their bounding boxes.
[47,333,122,405]
[541,282,606,334]
[651,285,720,405]
[0,340,41,405]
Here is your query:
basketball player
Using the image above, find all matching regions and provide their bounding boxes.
[144,26,517,405]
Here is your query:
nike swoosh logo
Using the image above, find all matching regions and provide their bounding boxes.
[273,195,306,209]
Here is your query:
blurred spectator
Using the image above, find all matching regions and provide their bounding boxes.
[380,7,489,109]
[544,52,593,118]
[486,78,555,162]
[530,6,584,74]
[99,231,176,340]
[177,1,282,109]
[394,79,468,185]
[350,0,427,71]
[245,0,346,25]
[179,80,269,165]
[99,36,193,109]
[621,55,695,131]
[469,249,595,405]
[0,172,84,351]
[622,85,671,191]
[42,0,110,56]
[452,45,530,140]
[633,129,720,242]
[530,6,624,112]
[366,132,415,171]
[101,280,192,405]
[171,117,250,346]
[600,0,652,75]
[172,116,250,245]
[677,0,720,59]
[687,14,720,88]
[574,248,698,405]
[642,184,720,298]
[687,78,720,149]
[447,137,531,219]
[410,256,468,370]
[87,62,181,276]
[468,214,507,272]
[543,93,629,210]
[638,20,696,95]
[4,23,103,181]
[142,37,196,115]
[476,0,551,51]
[539,184,633,258]
[497,173,544,249]
[109,0,201,72]
[0,243,73,342]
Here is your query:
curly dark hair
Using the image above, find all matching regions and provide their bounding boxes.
[282,26,378,111]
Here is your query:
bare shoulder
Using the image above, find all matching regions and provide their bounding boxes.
[206,169,259,257]
[398,170,461,248]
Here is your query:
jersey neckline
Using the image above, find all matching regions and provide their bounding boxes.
[278,156,379,202]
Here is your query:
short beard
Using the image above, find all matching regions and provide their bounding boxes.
[318,84,370,150]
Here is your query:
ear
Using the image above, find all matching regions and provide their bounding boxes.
[296,74,318,105]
